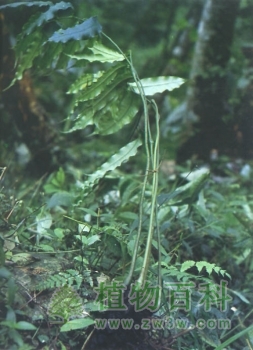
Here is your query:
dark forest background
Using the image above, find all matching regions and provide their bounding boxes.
[1,0,253,173]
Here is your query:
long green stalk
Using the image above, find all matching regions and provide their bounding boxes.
[102,33,152,287]
[137,100,160,287]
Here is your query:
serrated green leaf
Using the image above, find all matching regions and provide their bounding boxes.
[0,1,52,9]
[205,263,216,275]
[195,261,216,274]
[71,62,128,103]
[214,266,222,274]
[180,260,196,272]
[67,63,138,135]
[60,318,94,332]
[54,40,83,68]
[22,2,73,35]
[41,42,65,68]
[83,139,142,189]
[195,261,209,273]
[49,17,102,43]
[93,89,139,135]
[67,108,94,132]
[128,76,185,96]
[48,285,84,322]
[12,29,45,84]
[68,42,124,63]
[68,71,104,94]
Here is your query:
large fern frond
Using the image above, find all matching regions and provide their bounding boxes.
[1,2,101,86]
[67,61,139,134]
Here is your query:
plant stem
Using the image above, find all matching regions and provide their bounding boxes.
[137,100,160,288]
[102,32,151,287]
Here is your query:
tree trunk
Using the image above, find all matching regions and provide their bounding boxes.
[177,0,240,160]
[0,13,56,175]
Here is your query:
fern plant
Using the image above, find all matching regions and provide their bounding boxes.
[34,269,92,291]
[1,0,226,292]
[1,3,236,348]
[47,284,95,331]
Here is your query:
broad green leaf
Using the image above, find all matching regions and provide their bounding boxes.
[0,1,52,9]
[60,318,94,332]
[0,267,12,279]
[15,321,37,330]
[158,170,210,207]
[87,235,101,246]
[49,17,102,43]
[36,212,52,235]
[128,76,185,96]
[83,139,142,189]
[47,191,73,208]
[38,244,55,252]
[68,42,125,63]
[0,321,37,330]
[76,235,88,245]
[118,211,138,221]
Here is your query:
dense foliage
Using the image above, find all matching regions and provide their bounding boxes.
[0,1,253,350]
